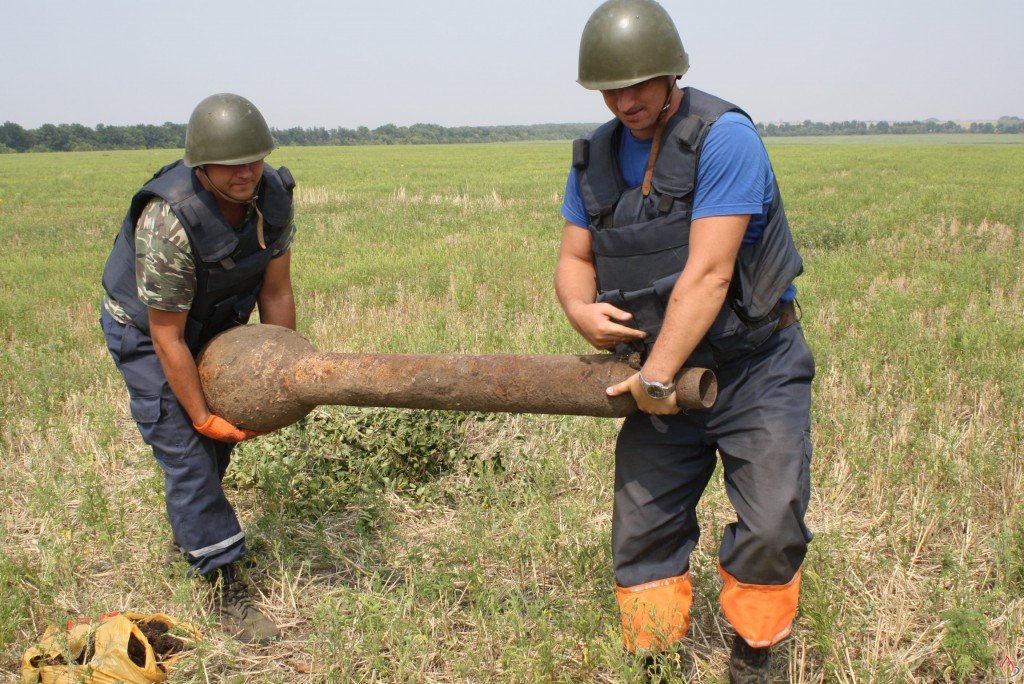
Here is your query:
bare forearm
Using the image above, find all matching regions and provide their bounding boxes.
[258,288,296,330]
[258,252,296,330]
[642,271,731,382]
[153,337,211,425]
[556,222,646,350]
[642,214,748,383]
[555,254,598,321]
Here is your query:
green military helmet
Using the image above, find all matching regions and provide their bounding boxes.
[577,0,690,90]
[183,93,276,167]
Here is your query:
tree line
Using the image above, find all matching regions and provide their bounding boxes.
[1,117,1022,153]
[756,117,1024,137]
[0,121,597,153]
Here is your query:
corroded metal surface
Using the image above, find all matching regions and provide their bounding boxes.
[197,324,717,432]
[296,353,643,417]
[197,324,317,432]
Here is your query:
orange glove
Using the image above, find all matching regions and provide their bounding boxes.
[193,414,266,443]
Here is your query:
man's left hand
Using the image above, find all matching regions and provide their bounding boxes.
[606,372,681,416]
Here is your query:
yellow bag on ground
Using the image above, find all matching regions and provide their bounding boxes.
[21,612,202,684]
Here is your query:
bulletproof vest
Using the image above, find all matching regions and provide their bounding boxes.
[573,87,803,368]
[102,160,296,354]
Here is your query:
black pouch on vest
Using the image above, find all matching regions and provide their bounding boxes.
[730,180,803,324]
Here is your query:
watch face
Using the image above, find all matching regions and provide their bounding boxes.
[640,371,674,400]
[643,382,672,400]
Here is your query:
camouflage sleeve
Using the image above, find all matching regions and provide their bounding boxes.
[270,221,296,258]
[135,199,196,312]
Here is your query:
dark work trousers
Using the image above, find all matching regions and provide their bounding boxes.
[101,308,248,576]
[612,322,814,588]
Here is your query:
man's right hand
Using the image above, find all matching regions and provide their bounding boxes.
[567,302,648,351]
[193,414,266,443]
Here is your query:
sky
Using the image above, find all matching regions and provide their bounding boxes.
[2,0,1022,130]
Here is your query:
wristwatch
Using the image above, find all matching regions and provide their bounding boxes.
[639,370,675,400]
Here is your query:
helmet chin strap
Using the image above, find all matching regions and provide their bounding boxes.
[642,78,678,198]
[659,76,676,113]
[196,166,266,249]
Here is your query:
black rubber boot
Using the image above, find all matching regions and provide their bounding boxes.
[729,635,770,684]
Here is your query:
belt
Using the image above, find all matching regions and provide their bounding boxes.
[776,300,798,331]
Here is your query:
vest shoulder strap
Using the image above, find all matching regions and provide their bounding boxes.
[136,161,296,264]
[574,119,625,225]
[258,164,297,227]
[680,87,750,124]
[574,88,753,222]
[649,88,753,200]
[138,160,238,263]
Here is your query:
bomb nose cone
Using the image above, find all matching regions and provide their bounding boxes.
[197,324,317,431]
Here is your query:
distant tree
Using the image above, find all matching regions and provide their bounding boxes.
[32,124,72,151]
[0,121,33,151]
[997,116,1023,133]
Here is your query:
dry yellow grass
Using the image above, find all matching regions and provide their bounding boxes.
[2,141,1023,682]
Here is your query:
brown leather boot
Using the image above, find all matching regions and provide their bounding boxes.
[210,563,280,645]
[729,635,770,683]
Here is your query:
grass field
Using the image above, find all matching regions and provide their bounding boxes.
[1,137,1022,683]
[766,133,1024,145]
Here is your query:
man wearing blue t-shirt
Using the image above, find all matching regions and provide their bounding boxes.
[556,2,814,681]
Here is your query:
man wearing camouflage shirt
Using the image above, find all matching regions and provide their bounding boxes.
[100,93,296,645]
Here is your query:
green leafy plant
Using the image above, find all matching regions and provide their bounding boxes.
[228,407,477,517]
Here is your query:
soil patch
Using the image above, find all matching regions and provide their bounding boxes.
[127,619,184,667]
